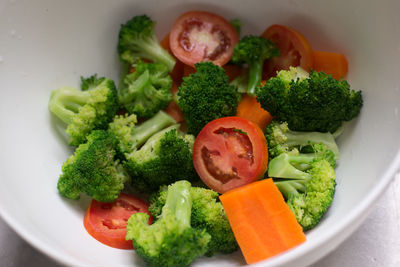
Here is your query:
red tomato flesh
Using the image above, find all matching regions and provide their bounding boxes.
[83,193,152,249]
[193,117,268,194]
[169,11,239,67]
[261,24,313,79]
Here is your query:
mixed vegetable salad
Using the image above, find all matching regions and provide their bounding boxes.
[48,10,362,267]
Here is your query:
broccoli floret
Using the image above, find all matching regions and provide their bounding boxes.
[118,15,176,72]
[265,121,340,160]
[177,62,240,135]
[108,110,176,157]
[49,75,118,146]
[231,35,279,95]
[269,145,336,230]
[118,61,172,118]
[125,125,198,193]
[256,67,363,132]
[149,185,238,256]
[126,180,210,267]
[57,130,129,202]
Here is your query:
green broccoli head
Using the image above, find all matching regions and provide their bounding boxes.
[49,75,118,146]
[149,185,237,256]
[287,159,336,231]
[118,61,173,118]
[269,145,336,230]
[124,126,199,193]
[118,15,175,72]
[108,111,176,156]
[256,67,363,132]
[57,130,129,202]
[265,120,339,160]
[177,62,240,135]
[126,180,210,267]
[231,35,279,95]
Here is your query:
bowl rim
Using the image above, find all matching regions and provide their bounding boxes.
[0,150,399,267]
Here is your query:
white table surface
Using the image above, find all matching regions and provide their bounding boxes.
[1,174,399,267]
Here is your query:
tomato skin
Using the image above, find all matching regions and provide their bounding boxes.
[261,24,313,79]
[193,117,268,194]
[83,193,152,249]
[169,11,239,68]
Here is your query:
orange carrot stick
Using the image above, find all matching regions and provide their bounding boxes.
[312,51,348,80]
[236,93,273,131]
[220,179,306,264]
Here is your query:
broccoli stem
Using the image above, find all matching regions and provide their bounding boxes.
[248,61,263,95]
[142,36,176,72]
[131,111,177,148]
[268,153,315,179]
[119,70,151,105]
[162,180,192,230]
[274,180,306,199]
[49,87,91,124]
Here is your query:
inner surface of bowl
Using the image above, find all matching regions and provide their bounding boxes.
[0,0,399,266]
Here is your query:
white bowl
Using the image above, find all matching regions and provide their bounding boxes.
[1,0,400,266]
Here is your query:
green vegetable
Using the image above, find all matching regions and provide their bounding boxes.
[256,66,363,132]
[230,70,249,94]
[118,61,172,118]
[126,180,211,267]
[269,144,336,230]
[108,110,176,157]
[149,185,238,256]
[48,75,118,146]
[177,62,240,135]
[125,126,199,193]
[57,130,129,202]
[118,15,176,72]
[231,35,279,95]
[265,120,340,160]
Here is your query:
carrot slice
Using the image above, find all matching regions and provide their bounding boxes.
[163,82,185,123]
[312,51,348,80]
[160,33,184,85]
[220,179,306,264]
[236,93,273,131]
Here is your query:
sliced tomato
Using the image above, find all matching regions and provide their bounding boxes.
[193,117,268,194]
[261,24,313,79]
[83,193,152,249]
[169,11,239,68]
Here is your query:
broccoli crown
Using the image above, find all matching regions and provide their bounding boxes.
[126,180,210,267]
[231,35,279,95]
[149,185,237,256]
[269,145,336,230]
[108,111,176,156]
[125,126,198,193]
[177,62,240,135]
[118,61,172,118]
[118,15,175,72]
[232,35,280,65]
[265,120,340,160]
[287,159,336,231]
[57,130,129,202]
[49,75,118,146]
[256,67,363,132]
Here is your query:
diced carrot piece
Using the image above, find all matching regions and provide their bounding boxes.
[236,93,273,131]
[220,179,306,264]
[312,51,348,79]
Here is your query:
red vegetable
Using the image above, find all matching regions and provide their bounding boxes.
[169,11,239,67]
[261,24,313,78]
[193,116,268,193]
[83,193,152,249]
